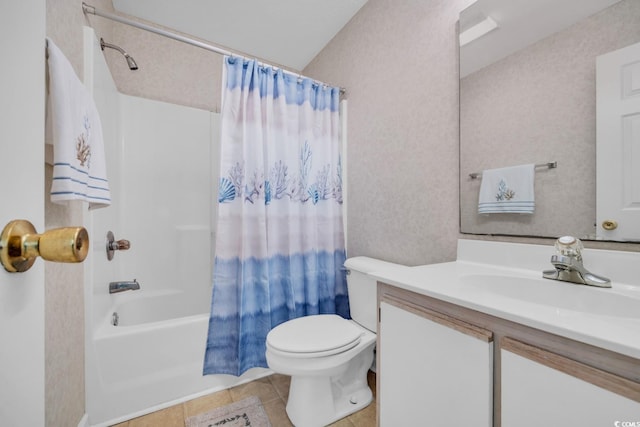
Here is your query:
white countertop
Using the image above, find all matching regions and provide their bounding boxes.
[371,239,640,360]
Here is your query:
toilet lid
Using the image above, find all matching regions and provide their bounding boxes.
[267,314,363,355]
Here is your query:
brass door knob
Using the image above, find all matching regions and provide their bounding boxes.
[601,220,618,231]
[0,219,89,273]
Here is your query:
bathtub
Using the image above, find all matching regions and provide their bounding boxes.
[85,290,271,426]
[82,31,271,425]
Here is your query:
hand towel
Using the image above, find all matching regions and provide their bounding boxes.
[46,38,111,208]
[478,164,535,214]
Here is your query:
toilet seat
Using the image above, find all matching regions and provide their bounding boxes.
[267,314,363,358]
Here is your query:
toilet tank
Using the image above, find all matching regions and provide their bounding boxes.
[344,256,405,332]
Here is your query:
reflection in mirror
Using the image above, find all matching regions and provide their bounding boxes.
[459,0,640,241]
[596,41,640,242]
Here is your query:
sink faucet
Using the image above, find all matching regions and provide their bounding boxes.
[109,279,141,293]
[542,236,611,288]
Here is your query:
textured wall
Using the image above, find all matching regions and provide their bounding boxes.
[460,0,640,240]
[304,0,472,265]
[87,0,471,266]
[44,1,114,425]
[103,17,223,112]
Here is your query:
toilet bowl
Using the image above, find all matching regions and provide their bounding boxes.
[266,315,376,427]
[265,256,402,427]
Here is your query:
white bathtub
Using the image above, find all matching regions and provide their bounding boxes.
[86,291,271,426]
[112,289,210,326]
[82,35,270,425]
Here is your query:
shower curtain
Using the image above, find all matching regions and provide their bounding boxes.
[203,57,349,376]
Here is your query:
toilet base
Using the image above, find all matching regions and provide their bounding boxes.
[286,377,372,427]
[284,343,375,427]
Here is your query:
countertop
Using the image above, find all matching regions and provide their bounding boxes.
[370,239,640,360]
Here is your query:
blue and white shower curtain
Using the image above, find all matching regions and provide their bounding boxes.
[203,57,349,376]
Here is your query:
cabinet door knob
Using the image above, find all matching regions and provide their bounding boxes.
[601,220,618,231]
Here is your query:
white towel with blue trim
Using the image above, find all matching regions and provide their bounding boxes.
[478,164,535,214]
[46,38,111,208]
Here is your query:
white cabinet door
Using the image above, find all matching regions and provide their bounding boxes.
[596,41,640,240]
[379,301,493,427]
[502,339,640,427]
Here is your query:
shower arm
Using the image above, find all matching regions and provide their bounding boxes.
[100,39,126,56]
[99,37,138,70]
[82,2,345,95]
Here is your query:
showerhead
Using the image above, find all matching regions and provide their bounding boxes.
[124,54,138,71]
[100,38,138,70]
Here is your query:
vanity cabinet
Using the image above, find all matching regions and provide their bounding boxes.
[377,283,640,427]
[501,338,640,427]
[378,300,493,426]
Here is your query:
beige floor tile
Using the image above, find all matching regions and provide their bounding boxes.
[182,389,233,418]
[347,401,377,427]
[268,373,291,400]
[263,398,294,427]
[367,370,377,399]
[229,376,281,405]
[328,417,356,427]
[127,405,184,427]
[114,371,377,427]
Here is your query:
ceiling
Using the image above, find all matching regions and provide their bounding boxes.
[112,0,368,71]
[460,0,622,77]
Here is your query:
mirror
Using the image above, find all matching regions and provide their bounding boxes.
[459,0,640,241]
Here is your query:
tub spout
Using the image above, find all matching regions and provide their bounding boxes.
[109,279,140,293]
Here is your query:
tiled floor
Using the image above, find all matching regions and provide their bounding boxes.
[111,371,376,427]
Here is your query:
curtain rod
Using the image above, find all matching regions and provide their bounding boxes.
[82,2,346,95]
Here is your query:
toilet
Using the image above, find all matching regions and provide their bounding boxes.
[266,256,399,427]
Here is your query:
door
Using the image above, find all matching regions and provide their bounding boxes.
[0,1,46,426]
[379,300,493,427]
[501,338,640,426]
[596,41,640,241]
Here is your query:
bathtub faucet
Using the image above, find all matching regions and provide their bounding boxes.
[109,279,141,293]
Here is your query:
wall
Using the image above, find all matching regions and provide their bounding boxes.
[83,0,472,268]
[45,1,114,426]
[116,95,214,302]
[303,0,640,257]
[304,0,472,265]
[100,13,295,113]
[104,18,222,112]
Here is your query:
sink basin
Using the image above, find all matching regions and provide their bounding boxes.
[459,274,640,319]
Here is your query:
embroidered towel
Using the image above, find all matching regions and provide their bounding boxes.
[46,38,111,208]
[478,164,535,214]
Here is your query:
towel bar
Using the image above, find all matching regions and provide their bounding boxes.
[469,161,557,180]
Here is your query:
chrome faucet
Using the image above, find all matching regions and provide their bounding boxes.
[542,236,611,288]
[109,279,141,293]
